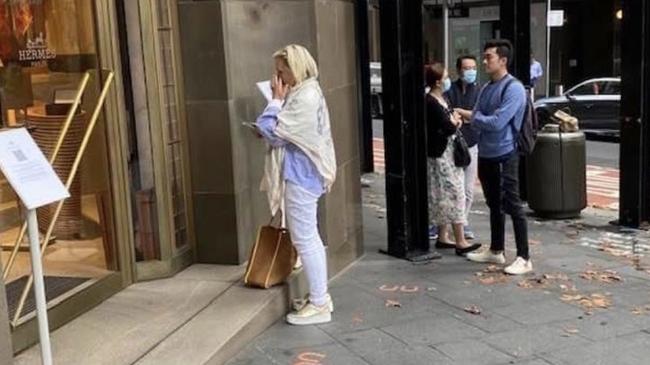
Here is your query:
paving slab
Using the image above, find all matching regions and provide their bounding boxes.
[434,339,514,365]
[339,328,453,365]
[541,332,650,365]
[482,324,592,359]
[380,315,487,346]
[491,298,586,326]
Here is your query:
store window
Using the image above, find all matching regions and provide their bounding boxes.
[0,0,119,321]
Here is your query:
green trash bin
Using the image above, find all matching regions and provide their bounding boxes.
[526,128,587,218]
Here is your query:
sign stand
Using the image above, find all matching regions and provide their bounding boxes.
[0,127,71,365]
[25,208,53,365]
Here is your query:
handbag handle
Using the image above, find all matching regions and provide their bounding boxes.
[268,210,284,228]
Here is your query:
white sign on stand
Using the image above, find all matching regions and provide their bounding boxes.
[0,128,70,365]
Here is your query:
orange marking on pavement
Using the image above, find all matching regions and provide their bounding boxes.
[294,352,326,364]
[399,285,420,293]
[378,284,400,292]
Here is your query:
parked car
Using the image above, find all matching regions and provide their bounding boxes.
[534,77,621,140]
[370,62,383,117]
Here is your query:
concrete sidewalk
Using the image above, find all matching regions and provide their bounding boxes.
[227,173,650,365]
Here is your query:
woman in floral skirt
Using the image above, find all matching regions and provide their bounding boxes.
[425,63,481,256]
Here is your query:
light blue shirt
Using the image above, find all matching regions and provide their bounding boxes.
[256,99,325,196]
[530,61,543,85]
[472,74,527,159]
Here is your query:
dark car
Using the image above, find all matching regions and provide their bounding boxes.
[534,78,620,140]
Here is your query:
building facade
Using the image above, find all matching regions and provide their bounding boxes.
[0,0,363,355]
[417,0,620,98]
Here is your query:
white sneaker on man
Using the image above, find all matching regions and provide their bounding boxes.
[286,302,332,325]
[504,257,533,275]
[466,248,506,264]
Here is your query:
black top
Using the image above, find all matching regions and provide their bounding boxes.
[426,94,457,159]
[445,79,480,147]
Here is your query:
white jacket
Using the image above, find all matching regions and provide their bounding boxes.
[260,78,337,215]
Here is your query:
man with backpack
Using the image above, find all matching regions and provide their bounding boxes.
[455,39,533,275]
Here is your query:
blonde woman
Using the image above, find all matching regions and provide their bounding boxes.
[255,45,337,325]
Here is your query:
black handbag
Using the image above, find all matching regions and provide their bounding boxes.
[453,130,471,168]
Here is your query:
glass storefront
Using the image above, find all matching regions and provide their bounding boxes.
[0,0,194,352]
[0,0,119,325]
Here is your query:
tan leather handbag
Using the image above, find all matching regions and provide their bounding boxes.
[244,216,297,289]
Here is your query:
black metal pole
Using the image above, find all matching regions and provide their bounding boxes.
[619,0,650,227]
[499,0,531,85]
[500,0,531,201]
[356,0,374,173]
[379,0,431,260]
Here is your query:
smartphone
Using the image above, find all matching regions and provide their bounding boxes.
[242,122,258,130]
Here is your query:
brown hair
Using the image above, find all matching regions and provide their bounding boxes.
[424,63,445,89]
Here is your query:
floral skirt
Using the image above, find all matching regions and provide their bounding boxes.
[428,137,466,226]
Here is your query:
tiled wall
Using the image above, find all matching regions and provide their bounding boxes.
[177,0,363,272]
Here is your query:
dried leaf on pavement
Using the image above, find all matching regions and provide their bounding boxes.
[579,270,624,284]
[598,242,632,258]
[518,277,546,289]
[561,292,612,311]
[477,274,510,285]
[562,327,580,337]
[385,299,401,308]
[544,273,570,281]
[631,305,650,315]
[475,265,510,285]
[517,272,570,290]
[464,305,482,315]
[559,284,578,292]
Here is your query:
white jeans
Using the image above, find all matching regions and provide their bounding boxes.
[285,182,328,307]
[464,145,479,224]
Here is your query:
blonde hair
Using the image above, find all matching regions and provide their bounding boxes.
[273,44,319,84]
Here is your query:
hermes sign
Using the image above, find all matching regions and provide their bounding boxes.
[18,32,55,65]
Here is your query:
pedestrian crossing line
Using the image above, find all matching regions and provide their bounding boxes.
[587,180,619,188]
[579,241,650,255]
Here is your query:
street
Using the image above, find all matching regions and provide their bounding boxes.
[371,119,620,168]
[372,119,621,211]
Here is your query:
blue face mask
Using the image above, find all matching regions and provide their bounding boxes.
[443,78,452,92]
[462,69,478,84]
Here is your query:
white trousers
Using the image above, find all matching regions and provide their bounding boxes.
[464,145,479,224]
[285,182,328,307]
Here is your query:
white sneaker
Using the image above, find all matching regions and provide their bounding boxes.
[504,257,533,275]
[292,294,334,312]
[466,248,506,264]
[286,302,332,325]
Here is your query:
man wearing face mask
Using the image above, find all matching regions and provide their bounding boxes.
[444,55,480,240]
